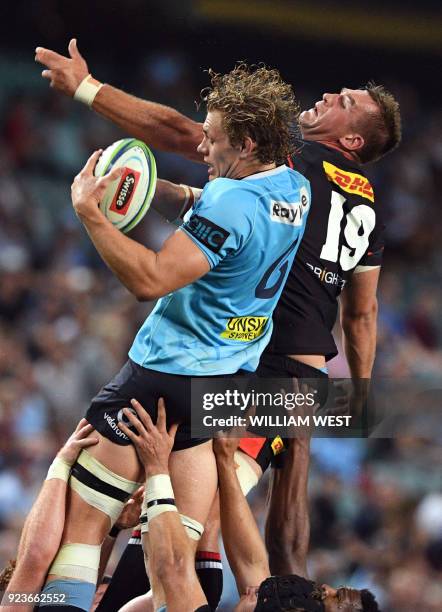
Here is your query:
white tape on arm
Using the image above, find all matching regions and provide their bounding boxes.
[178,185,203,219]
[141,474,178,533]
[46,456,72,482]
[74,74,104,107]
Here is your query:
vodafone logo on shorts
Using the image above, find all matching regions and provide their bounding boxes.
[103,412,128,439]
[110,169,141,216]
[117,407,138,425]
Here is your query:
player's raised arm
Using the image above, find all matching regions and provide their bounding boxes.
[35,39,204,162]
[265,437,311,577]
[117,399,208,612]
[213,437,270,595]
[70,150,210,301]
[1,420,99,611]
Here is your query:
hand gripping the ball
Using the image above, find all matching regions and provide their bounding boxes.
[35,38,89,97]
[71,150,124,220]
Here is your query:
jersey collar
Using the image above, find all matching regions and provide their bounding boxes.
[243,165,288,181]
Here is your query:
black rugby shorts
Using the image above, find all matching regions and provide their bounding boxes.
[86,359,248,450]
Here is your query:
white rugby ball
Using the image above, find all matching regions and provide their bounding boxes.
[94,138,157,233]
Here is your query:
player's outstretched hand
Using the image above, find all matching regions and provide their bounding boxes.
[71,150,124,218]
[57,418,99,465]
[35,38,89,97]
[114,485,145,530]
[117,398,179,476]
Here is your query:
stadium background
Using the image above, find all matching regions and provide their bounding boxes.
[0,1,441,609]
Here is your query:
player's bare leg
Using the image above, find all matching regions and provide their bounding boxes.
[144,440,218,610]
[42,433,143,610]
[119,592,154,612]
[4,480,67,605]
[193,451,263,611]
[195,492,223,611]
[2,420,99,612]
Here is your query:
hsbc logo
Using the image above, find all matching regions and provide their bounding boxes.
[270,187,310,226]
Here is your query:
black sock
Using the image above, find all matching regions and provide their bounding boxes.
[96,529,150,612]
[195,551,223,611]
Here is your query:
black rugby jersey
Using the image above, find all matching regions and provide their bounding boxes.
[265,141,384,361]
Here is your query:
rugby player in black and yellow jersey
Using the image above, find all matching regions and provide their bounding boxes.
[35,40,400,611]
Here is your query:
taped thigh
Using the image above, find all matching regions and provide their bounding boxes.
[69,449,141,523]
[234,450,260,496]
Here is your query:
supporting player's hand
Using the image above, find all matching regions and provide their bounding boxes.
[325,380,369,430]
[114,485,145,530]
[35,38,89,97]
[213,401,255,463]
[289,379,317,439]
[71,149,123,220]
[213,435,241,463]
[57,418,99,465]
[117,398,179,476]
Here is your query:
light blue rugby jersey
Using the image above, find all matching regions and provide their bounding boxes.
[129,165,311,375]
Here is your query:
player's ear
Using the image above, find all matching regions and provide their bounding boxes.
[339,133,364,152]
[239,136,256,159]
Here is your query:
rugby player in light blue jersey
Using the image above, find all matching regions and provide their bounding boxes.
[38,65,310,612]
[129,162,310,376]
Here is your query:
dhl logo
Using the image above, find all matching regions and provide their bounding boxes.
[220,316,268,342]
[271,435,285,455]
[323,161,374,202]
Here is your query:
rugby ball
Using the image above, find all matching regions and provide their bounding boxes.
[94,138,157,233]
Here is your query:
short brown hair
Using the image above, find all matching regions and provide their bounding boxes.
[202,63,300,165]
[357,82,402,164]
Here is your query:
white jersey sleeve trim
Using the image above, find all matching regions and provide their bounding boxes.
[354,264,381,274]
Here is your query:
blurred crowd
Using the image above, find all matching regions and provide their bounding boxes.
[0,52,441,611]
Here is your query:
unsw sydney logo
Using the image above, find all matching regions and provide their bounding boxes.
[220,316,269,342]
